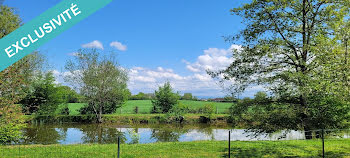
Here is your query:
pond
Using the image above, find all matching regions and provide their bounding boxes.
[18,123,349,145]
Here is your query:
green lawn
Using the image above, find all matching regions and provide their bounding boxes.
[59,100,234,115]
[1,139,349,158]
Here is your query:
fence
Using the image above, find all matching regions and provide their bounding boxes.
[1,129,349,157]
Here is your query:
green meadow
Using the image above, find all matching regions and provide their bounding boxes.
[59,100,233,115]
[1,139,349,158]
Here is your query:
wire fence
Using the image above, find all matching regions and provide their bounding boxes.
[0,129,349,157]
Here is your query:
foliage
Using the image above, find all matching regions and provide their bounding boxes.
[209,0,350,137]
[0,6,41,143]
[223,96,237,102]
[229,92,294,132]
[165,103,189,123]
[151,82,180,113]
[20,72,64,115]
[0,105,25,144]
[0,6,21,38]
[198,103,215,119]
[181,93,193,100]
[56,86,82,103]
[192,96,198,101]
[65,49,128,123]
[60,104,70,115]
[130,92,154,100]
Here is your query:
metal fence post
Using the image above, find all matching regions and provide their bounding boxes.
[117,136,120,158]
[228,130,231,158]
[322,129,325,158]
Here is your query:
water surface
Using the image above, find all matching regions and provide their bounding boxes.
[19,123,349,145]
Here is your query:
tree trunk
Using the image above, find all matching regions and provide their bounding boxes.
[304,126,313,139]
[97,106,103,123]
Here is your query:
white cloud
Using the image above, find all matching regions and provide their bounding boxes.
[127,66,223,96]
[82,40,104,50]
[55,44,262,97]
[186,65,201,72]
[184,45,240,73]
[193,73,211,81]
[110,41,127,51]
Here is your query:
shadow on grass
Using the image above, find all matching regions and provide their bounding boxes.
[221,142,349,158]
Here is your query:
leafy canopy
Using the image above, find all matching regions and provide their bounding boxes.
[65,49,129,123]
[209,0,350,134]
[0,6,42,143]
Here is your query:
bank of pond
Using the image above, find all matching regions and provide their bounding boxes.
[25,114,231,124]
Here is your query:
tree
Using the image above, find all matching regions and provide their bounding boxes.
[151,82,180,113]
[56,86,82,103]
[20,71,64,115]
[0,6,42,143]
[131,92,146,100]
[200,103,215,119]
[209,0,350,138]
[65,49,128,123]
[181,93,193,100]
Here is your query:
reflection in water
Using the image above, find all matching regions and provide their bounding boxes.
[21,126,67,144]
[79,124,126,144]
[19,123,350,145]
[150,125,189,142]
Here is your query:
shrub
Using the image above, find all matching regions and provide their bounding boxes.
[0,105,26,144]
[164,103,189,123]
[151,82,180,113]
[199,103,215,119]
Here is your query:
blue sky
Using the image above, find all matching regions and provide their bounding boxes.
[4,0,262,98]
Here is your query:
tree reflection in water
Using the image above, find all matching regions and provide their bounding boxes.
[21,125,67,145]
[128,128,140,144]
[150,125,190,142]
[79,124,126,144]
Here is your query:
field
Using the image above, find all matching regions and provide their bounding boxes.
[60,100,234,115]
[1,139,349,158]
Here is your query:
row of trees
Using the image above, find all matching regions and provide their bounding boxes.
[129,92,154,100]
[129,92,197,101]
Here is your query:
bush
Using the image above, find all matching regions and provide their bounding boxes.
[0,105,25,144]
[151,82,180,113]
[164,103,189,123]
[198,103,215,119]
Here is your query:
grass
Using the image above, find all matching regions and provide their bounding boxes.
[1,139,350,158]
[58,100,234,115]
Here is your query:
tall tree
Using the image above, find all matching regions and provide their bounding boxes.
[65,49,128,123]
[0,6,42,143]
[208,0,350,138]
